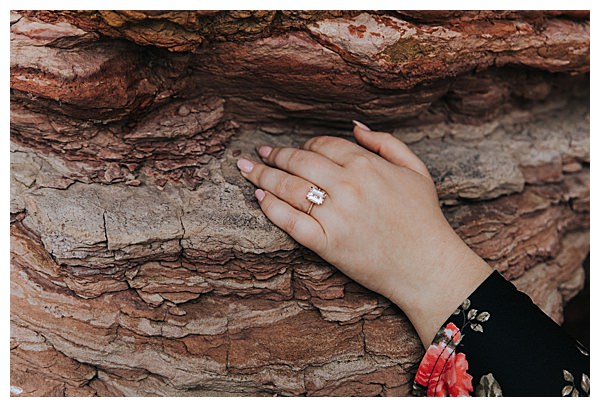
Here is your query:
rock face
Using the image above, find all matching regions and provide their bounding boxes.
[10,11,589,396]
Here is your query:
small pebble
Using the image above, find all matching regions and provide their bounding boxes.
[177,105,190,117]
[168,307,187,316]
[195,167,210,179]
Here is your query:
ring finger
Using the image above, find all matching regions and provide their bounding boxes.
[237,158,320,214]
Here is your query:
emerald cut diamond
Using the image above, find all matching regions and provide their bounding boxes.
[306,187,326,205]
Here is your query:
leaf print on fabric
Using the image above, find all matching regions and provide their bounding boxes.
[562,369,575,397]
[576,340,590,357]
[475,373,503,397]
[562,369,589,397]
[452,299,490,334]
[469,323,484,333]
[476,312,490,322]
[581,374,590,395]
[564,369,574,382]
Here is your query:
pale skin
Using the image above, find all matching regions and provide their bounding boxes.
[236,121,493,347]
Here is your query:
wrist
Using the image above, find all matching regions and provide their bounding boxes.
[388,234,493,346]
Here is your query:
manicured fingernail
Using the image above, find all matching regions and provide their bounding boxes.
[255,189,265,202]
[352,120,371,131]
[237,158,254,173]
[258,145,272,158]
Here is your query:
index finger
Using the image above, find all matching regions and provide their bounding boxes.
[257,145,342,191]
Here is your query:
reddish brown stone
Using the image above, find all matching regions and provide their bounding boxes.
[10,10,589,396]
[228,311,364,371]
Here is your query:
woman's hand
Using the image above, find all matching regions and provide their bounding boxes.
[236,121,492,346]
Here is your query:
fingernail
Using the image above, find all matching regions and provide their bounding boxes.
[258,145,272,158]
[352,120,371,131]
[255,189,265,202]
[236,158,254,173]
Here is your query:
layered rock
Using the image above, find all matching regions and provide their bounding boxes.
[10,11,589,396]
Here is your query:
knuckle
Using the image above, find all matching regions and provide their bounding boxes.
[339,177,369,199]
[305,135,345,151]
[347,153,373,168]
[254,165,268,184]
[274,174,293,197]
[338,179,360,196]
[283,214,299,235]
[309,136,332,149]
[303,137,317,150]
[267,147,280,163]
[287,148,305,165]
[260,193,273,212]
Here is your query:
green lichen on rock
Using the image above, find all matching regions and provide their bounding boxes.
[380,37,434,64]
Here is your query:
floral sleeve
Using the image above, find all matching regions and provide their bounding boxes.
[412,271,590,397]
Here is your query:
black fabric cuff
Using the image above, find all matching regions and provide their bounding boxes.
[442,271,589,396]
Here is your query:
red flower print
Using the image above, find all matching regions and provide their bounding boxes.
[441,322,461,342]
[445,352,473,396]
[414,322,473,397]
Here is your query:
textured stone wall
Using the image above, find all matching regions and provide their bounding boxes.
[10,11,589,396]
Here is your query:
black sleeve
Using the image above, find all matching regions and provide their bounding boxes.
[411,271,590,397]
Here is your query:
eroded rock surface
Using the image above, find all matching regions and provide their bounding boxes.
[11,11,589,396]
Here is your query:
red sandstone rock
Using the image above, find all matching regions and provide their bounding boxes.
[11,10,589,396]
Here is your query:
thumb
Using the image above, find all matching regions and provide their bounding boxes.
[352,120,432,180]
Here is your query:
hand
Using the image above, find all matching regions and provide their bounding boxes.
[236,121,492,346]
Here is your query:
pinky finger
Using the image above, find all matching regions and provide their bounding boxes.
[255,189,326,252]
